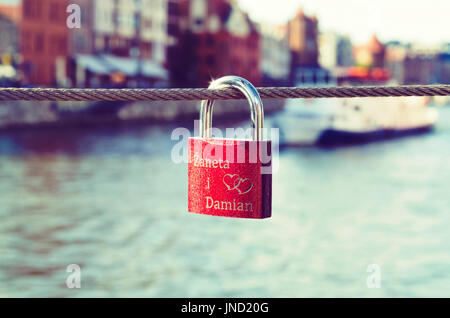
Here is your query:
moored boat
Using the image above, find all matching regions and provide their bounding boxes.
[316,96,438,146]
[275,95,438,146]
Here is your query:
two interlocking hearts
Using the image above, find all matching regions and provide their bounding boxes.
[223,174,253,195]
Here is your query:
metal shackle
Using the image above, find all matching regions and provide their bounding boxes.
[200,76,264,141]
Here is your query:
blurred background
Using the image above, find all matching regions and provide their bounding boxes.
[0,0,449,297]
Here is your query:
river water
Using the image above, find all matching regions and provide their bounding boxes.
[0,106,449,297]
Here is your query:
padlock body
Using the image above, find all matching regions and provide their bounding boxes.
[188,137,272,219]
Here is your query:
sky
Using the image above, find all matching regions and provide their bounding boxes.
[239,0,450,45]
[1,0,449,45]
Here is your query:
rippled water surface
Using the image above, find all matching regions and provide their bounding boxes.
[1,108,450,297]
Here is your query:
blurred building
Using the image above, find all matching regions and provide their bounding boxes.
[403,50,438,85]
[287,8,327,85]
[319,32,353,69]
[0,4,21,52]
[19,0,170,87]
[171,0,260,87]
[330,34,391,84]
[410,44,450,85]
[259,23,290,86]
[0,15,17,55]
[287,8,318,68]
[0,3,20,55]
[166,0,183,86]
[0,2,21,21]
[21,0,70,86]
[385,42,408,84]
[73,0,169,87]
[70,0,94,55]
[354,34,385,68]
[436,48,450,84]
[385,43,444,85]
[0,3,20,85]
[90,0,168,61]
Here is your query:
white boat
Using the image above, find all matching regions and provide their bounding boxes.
[317,96,438,145]
[273,95,438,146]
[271,72,338,146]
[271,98,337,145]
[432,95,450,106]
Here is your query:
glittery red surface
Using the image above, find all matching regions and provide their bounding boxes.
[188,138,272,219]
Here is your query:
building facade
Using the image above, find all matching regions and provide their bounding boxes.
[319,32,353,69]
[287,8,319,69]
[166,0,182,85]
[403,51,438,85]
[259,23,290,86]
[385,43,448,85]
[141,0,169,64]
[437,49,450,84]
[172,0,261,87]
[19,0,171,87]
[70,0,94,55]
[287,8,322,85]
[0,2,20,55]
[354,35,385,68]
[0,8,19,56]
[21,0,70,86]
[92,0,169,61]
[385,43,408,84]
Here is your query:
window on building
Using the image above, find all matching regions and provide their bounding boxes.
[205,35,214,47]
[23,0,33,18]
[48,35,66,55]
[58,36,67,54]
[95,36,105,52]
[81,6,88,25]
[49,36,57,54]
[22,32,32,52]
[144,20,152,29]
[34,62,45,83]
[168,2,179,16]
[206,55,215,67]
[134,14,141,29]
[75,34,86,52]
[49,3,59,21]
[168,23,178,36]
[34,33,44,53]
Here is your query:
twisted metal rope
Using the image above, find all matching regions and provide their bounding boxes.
[0,85,449,102]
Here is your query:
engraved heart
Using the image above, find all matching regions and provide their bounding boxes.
[236,178,253,194]
[223,174,241,190]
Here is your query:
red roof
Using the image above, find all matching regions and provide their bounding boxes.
[367,34,384,54]
[0,4,21,24]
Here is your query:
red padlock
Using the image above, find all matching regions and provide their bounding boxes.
[188,76,272,219]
